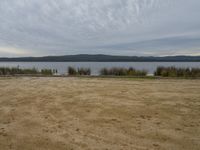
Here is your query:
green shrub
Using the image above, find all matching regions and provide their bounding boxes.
[21,68,39,74]
[154,66,200,77]
[68,66,77,75]
[100,67,147,76]
[68,67,91,76]
[0,67,56,76]
[77,68,91,75]
[41,69,53,75]
[0,67,39,75]
[100,68,109,75]
[191,68,200,77]
[127,67,147,76]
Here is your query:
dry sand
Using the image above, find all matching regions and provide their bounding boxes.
[0,77,200,150]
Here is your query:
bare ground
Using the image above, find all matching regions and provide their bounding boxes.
[0,77,200,150]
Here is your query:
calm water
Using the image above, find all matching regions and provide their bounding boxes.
[0,62,200,75]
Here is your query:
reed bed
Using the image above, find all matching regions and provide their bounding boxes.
[0,67,56,76]
[1,66,200,78]
[154,66,200,77]
[68,67,91,76]
[100,67,147,76]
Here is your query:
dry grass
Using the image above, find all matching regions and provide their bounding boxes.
[0,77,200,150]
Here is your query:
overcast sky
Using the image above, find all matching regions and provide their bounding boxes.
[0,0,200,57]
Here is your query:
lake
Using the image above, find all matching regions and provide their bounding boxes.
[0,62,200,75]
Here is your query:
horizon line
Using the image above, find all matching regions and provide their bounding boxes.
[1,54,200,59]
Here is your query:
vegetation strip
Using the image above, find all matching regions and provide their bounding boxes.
[154,66,200,77]
[0,66,200,78]
[0,67,57,76]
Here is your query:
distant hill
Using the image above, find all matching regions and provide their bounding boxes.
[0,54,200,62]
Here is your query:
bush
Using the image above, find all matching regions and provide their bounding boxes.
[68,66,77,75]
[41,69,53,75]
[21,68,39,74]
[154,66,200,77]
[0,67,39,75]
[127,67,147,76]
[77,68,91,75]
[191,68,200,77]
[0,67,56,76]
[100,67,147,76]
[68,67,91,76]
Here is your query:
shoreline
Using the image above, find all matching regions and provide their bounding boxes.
[0,74,200,80]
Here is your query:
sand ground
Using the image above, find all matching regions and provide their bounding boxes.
[0,77,200,150]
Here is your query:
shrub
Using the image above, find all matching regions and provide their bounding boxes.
[154,66,200,77]
[100,67,147,76]
[100,68,109,76]
[68,66,77,75]
[41,69,53,75]
[191,68,200,77]
[21,68,39,74]
[127,67,147,76]
[0,67,56,76]
[77,68,91,75]
[0,67,39,75]
[67,67,91,76]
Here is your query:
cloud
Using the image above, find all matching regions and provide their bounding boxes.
[0,46,31,57]
[0,0,200,56]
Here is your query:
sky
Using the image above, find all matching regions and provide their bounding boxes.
[0,0,200,57]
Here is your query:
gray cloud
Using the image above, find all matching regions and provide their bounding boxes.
[0,0,200,57]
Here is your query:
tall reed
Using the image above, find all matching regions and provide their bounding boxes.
[154,66,200,77]
[100,67,147,76]
[0,67,55,76]
[68,67,91,76]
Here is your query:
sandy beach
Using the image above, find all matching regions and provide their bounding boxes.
[0,77,200,150]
